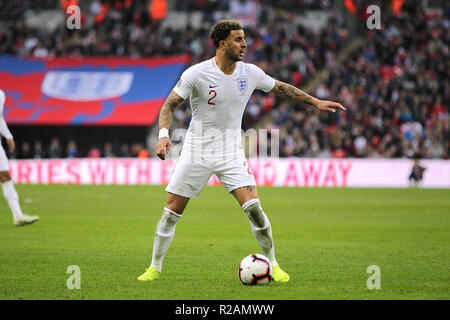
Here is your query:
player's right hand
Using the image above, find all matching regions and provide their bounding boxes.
[156,137,171,160]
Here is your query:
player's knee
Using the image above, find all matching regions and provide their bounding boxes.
[165,201,185,215]
[242,199,269,229]
[165,193,188,214]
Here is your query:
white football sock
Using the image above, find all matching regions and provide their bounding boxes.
[149,207,182,272]
[1,180,24,220]
[242,199,278,267]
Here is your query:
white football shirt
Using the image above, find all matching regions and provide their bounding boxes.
[172,57,275,156]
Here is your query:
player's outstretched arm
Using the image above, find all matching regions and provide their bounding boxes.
[271,80,346,113]
[156,90,185,160]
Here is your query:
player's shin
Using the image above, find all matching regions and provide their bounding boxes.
[1,180,23,220]
[149,207,182,272]
[242,199,278,267]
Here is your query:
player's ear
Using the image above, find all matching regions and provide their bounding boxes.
[219,39,226,49]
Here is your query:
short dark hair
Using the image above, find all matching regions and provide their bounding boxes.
[210,20,243,48]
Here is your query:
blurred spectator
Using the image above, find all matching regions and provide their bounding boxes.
[409,158,426,187]
[138,146,149,158]
[118,142,130,157]
[32,42,50,58]
[34,140,45,159]
[87,145,101,158]
[102,142,115,157]
[130,142,143,157]
[149,0,168,24]
[47,137,63,158]
[19,141,32,159]
[66,139,78,158]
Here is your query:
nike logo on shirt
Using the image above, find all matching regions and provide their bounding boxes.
[209,85,219,88]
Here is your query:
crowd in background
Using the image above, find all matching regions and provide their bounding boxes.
[1,0,343,87]
[173,0,333,12]
[0,0,448,159]
[276,4,449,158]
[12,137,149,159]
[170,1,450,159]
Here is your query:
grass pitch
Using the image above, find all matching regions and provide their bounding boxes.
[0,185,448,300]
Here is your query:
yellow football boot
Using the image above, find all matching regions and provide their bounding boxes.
[137,267,161,281]
[272,265,290,283]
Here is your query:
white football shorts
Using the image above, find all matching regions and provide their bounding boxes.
[0,143,9,172]
[166,149,256,199]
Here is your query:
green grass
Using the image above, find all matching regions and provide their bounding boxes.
[0,185,449,300]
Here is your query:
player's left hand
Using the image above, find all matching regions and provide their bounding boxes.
[315,100,346,113]
[6,139,15,153]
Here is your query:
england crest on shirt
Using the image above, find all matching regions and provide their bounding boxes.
[237,77,248,94]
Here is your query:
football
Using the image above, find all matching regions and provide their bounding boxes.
[238,254,273,285]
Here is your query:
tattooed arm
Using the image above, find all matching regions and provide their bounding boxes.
[156,90,185,160]
[271,80,346,113]
[159,90,185,131]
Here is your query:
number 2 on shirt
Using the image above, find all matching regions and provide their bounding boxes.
[208,90,217,105]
